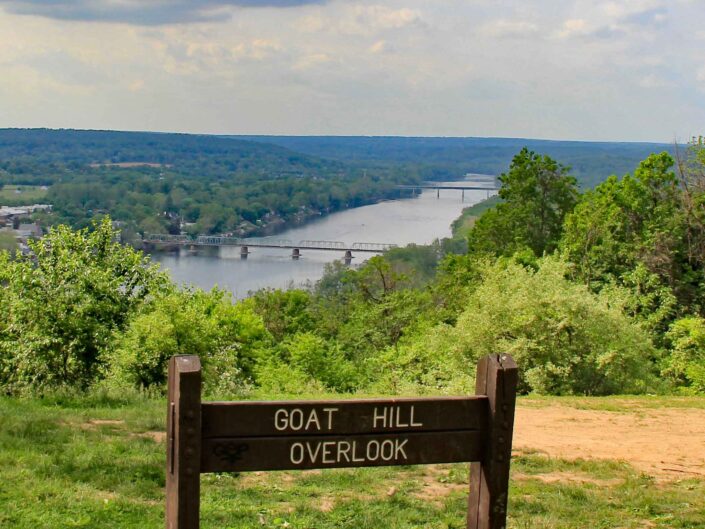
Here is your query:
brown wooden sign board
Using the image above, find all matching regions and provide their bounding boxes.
[166,353,518,529]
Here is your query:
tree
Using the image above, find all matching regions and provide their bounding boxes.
[109,288,270,394]
[663,316,705,393]
[0,218,169,392]
[467,148,578,257]
[381,257,656,396]
[560,152,699,313]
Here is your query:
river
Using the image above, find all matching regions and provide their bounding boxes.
[152,181,495,298]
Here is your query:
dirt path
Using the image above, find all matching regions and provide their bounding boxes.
[513,404,705,479]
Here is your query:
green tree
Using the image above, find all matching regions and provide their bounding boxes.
[379,257,656,396]
[663,316,705,393]
[109,288,270,394]
[249,289,314,342]
[468,148,578,257]
[0,218,169,393]
[560,152,704,322]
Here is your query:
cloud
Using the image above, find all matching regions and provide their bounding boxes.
[0,0,702,141]
[292,52,331,71]
[479,19,540,39]
[697,65,705,84]
[637,73,674,89]
[0,0,329,25]
[368,40,387,54]
[620,7,668,27]
[557,18,588,39]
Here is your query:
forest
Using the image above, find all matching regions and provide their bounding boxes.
[1,137,703,398]
[237,135,673,188]
[0,129,676,241]
[0,129,418,238]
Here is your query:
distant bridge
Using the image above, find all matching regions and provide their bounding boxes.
[397,183,500,200]
[142,234,397,261]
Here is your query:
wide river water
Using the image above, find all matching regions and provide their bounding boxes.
[152,181,495,298]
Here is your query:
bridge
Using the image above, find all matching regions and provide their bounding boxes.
[142,234,397,262]
[396,182,500,200]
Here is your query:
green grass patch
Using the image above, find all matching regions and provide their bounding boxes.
[1,396,703,528]
[451,195,501,239]
[0,184,48,204]
[519,394,705,411]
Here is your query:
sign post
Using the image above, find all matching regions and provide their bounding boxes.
[166,354,517,529]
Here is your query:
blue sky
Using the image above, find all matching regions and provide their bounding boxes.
[0,0,703,141]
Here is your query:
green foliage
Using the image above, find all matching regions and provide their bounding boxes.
[387,257,656,395]
[109,288,270,394]
[3,144,700,398]
[664,317,705,393]
[282,332,358,392]
[0,129,419,238]
[561,152,681,287]
[310,257,436,363]
[249,289,314,342]
[450,195,502,239]
[241,135,675,188]
[560,148,705,373]
[468,148,578,257]
[0,218,168,393]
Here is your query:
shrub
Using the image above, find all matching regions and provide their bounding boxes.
[664,317,705,393]
[108,288,270,394]
[282,332,359,392]
[387,256,657,395]
[0,218,168,393]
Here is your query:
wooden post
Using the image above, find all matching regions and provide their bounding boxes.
[166,355,202,529]
[467,354,518,529]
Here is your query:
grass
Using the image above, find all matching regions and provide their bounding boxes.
[519,394,705,411]
[1,395,703,529]
[0,232,18,252]
[451,195,501,239]
[0,184,48,203]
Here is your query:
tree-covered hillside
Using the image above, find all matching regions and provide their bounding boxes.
[1,139,704,398]
[236,135,673,188]
[0,129,418,237]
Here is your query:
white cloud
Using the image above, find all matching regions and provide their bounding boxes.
[314,5,423,36]
[292,52,331,71]
[556,18,588,38]
[368,40,387,54]
[128,79,145,92]
[0,0,702,141]
[354,6,421,30]
[637,74,674,88]
[479,18,540,38]
[697,65,705,83]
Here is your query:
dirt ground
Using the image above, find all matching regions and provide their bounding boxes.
[513,403,705,479]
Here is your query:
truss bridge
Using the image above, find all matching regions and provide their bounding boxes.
[142,234,398,262]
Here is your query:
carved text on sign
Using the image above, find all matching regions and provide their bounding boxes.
[289,438,408,466]
[274,408,339,431]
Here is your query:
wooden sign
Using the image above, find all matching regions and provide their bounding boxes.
[166,354,518,529]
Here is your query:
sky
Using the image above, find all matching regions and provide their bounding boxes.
[0,0,703,142]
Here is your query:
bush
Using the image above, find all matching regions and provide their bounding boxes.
[386,256,657,395]
[108,288,270,394]
[664,317,705,393]
[0,218,168,393]
[282,332,359,392]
